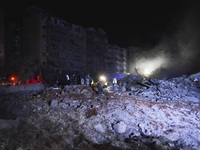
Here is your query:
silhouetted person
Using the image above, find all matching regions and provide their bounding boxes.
[97,81,102,95]
[71,74,76,85]
[81,73,85,85]
[113,77,117,92]
[66,74,70,85]
[86,73,90,86]
[77,73,81,85]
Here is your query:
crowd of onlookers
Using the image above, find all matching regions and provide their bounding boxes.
[64,73,92,86]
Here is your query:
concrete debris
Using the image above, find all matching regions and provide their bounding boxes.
[113,122,127,134]
[119,73,200,102]
[0,72,200,150]
[50,99,58,108]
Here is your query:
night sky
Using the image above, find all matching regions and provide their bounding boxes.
[1,0,200,77]
[1,0,196,47]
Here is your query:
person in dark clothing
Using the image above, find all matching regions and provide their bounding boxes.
[97,81,102,95]
[113,77,117,92]
[81,73,85,85]
[66,74,70,85]
[71,74,76,85]
[77,73,81,85]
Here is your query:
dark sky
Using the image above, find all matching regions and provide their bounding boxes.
[1,0,200,76]
[1,0,197,47]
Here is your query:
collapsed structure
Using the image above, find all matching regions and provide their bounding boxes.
[118,72,200,102]
[0,72,199,150]
[1,4,200,150]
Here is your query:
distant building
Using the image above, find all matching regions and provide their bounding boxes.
[86,27,108,76]
[23,6,47,64]
[106,45,127,77]
[2,5,128,83]
[46,17,86,72]
[0,7,4,67]
[4,23,22,70]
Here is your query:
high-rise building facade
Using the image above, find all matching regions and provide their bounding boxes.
[86,27,108,76]
[4,23,22,70]
[106,45,127,78]
[0,7,4,67]
[2,6,127,83]
[23,6,47,64]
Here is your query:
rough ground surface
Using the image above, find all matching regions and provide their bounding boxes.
[0,73,200,150]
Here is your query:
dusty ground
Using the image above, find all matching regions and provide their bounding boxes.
[0,82,200,150]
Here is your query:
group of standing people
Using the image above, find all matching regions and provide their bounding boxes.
[65,73,92,86]
[65,73,118,95]
[80,74,91,86]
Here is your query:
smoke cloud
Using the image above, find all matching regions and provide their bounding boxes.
[129,2,200,79]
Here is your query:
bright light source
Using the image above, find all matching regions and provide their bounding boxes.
[143,68,152,77]
[99,75,106,82]
[10,76,16,81]
[135,55,167,77]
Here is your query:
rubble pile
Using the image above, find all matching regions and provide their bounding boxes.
[0,73,200,150]
[121,73,200,102]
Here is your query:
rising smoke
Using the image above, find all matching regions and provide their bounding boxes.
[129,2,200,79]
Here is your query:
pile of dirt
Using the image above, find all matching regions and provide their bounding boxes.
[0,76,200,150]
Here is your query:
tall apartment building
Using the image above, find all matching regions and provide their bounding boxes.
[4,23,22,69]
[2,5,127,83]
[22,6,88,82]
[23,6,48,64]
[2,9,22,70]
[106,45,127,78]
[0,7,4,67]
[86,27,108,76]
[46,17,87,71]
